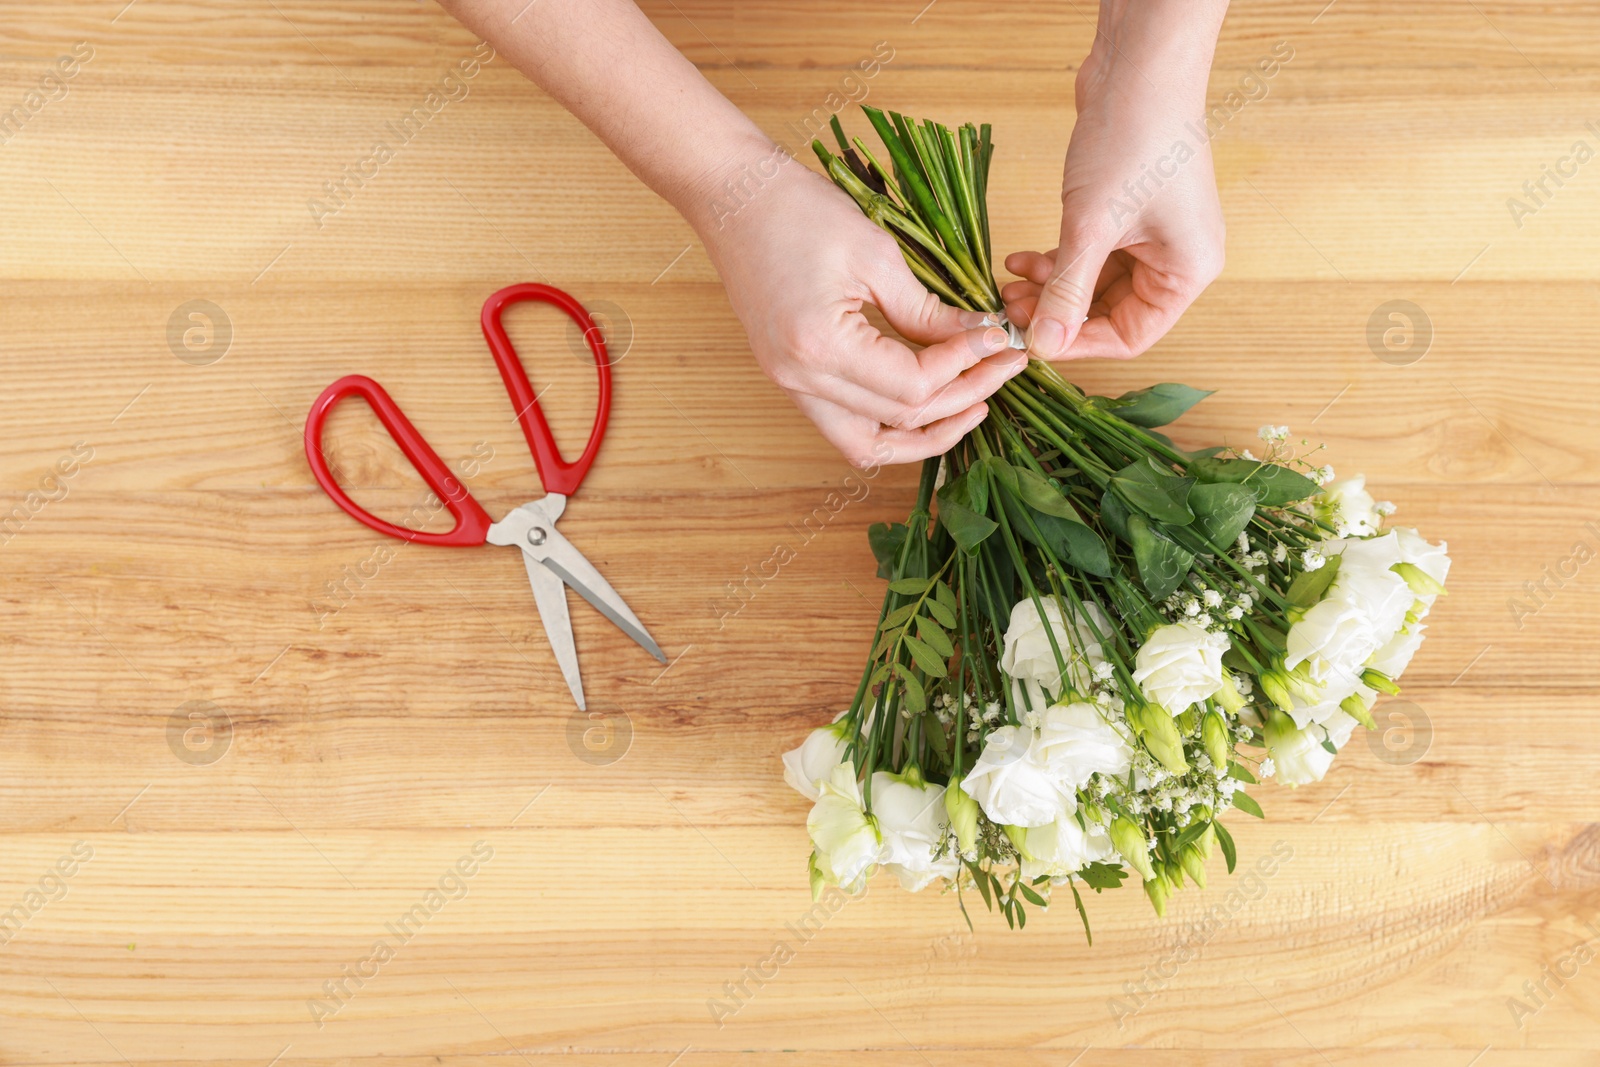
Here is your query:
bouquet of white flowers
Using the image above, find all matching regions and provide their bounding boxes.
[784,108,1451,937]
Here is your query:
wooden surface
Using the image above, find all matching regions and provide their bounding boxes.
[2,1,1597,1062]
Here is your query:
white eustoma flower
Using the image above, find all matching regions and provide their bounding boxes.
[1285,597,1383,696]
[1000,597,1111,698]
[807,763,881,891]
[961,725,1075,828]
[1131,620,1228,713]
[1284,688,1344,731]
[1325,533,1413,643]
[1394,527,1451,611]
[1368,623,1427,679]
[1264,714,1337,787]
[1320,708,1361,750]
[1035,701,1133,790]
[782,720,852,802]
[1013,811,1117,881]
[1322,475,1382,537]
[871,771,957,892]
[1285,668,1374,726]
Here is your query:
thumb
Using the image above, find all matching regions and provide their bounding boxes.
[1026,235,1112,359]
[866,253,987,345]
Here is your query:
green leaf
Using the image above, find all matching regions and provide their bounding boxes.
[1078,862,1127,891]
[978,540,1015,633]
[1227,761,1258,784]
[1188,482,1257,553]
[867,522,908,580]
[1009,465,1082,521]
[892,662,927,713]
[1232,791,1265,819]
[1099,490,1132,543]
[1090,382,1213,428]
[970,863,994,910]
[1214,820,1237,873]
[1286,552,1342,607]
[1034,512,1113,577]
[1170,819,1210,852]
[969,455,1013,498]
[933,580,957,614]
[888,577,932,595]
[915,615,954,657]
[1112,456,1195,526]
[924,596,957,629]
[1069,880,1093,946]
[936,471,998,553]
[1128,513,1195,601]
[1190,457,1320,507]
[878,603,917,631]
[939,502,997,553]
[1019,882,1047,907]
[1002,493,1112,577]
[952,465,992,513]
[903,635,947,678]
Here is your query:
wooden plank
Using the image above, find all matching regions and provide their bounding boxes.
[2,0,1599,1061]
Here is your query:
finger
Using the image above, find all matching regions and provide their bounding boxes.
[789,393,886,468]
[1062,282,1183,360]
[1007,247,1128,301]
[1004,249,1055,285]
[874,402,991,465]
[782,326,1005,430]
[1025,231,1118,360]
[1000,278,1041,305]
[863,246,987,345]
[1002,292,1038,330]
[888,348,1029,430]
[837,323,1012,410]
[787,393,984,469]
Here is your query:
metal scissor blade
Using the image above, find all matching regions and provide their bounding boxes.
[535,525,667,663]
[520,549,586,711]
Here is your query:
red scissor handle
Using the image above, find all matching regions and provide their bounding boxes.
[303,374,493,547]
[481,283,613,497]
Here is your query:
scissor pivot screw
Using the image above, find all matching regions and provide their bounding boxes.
[526,526,548,547]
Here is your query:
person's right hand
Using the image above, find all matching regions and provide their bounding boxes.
[696,153,1027,468]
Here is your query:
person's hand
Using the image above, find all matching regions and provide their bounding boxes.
[697,155,1027,467]
[1004,9,1227,361]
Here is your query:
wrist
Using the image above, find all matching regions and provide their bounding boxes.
[1077,0,1227,111]
[666,130,796,238]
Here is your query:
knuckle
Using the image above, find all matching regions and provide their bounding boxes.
[765,360,804,392]
[847,436,882,468]
[1192,244,1226,284]
[863,230,902,270]
[902,378,943,415]
[885,404,917,430]
[1041,271,1091,307]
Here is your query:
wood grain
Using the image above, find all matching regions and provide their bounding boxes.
[2,1,1598,1063]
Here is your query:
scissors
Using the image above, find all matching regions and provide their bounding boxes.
[303,282,666,710]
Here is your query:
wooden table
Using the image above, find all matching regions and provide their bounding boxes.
[2,1,1596,1062]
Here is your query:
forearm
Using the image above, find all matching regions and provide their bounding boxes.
[1078,0,1229,111]
[440,0,775,233]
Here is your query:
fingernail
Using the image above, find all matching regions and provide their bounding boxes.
[957,310,988,328]
[982,326,1009,351]
[1026,316,1066,358]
